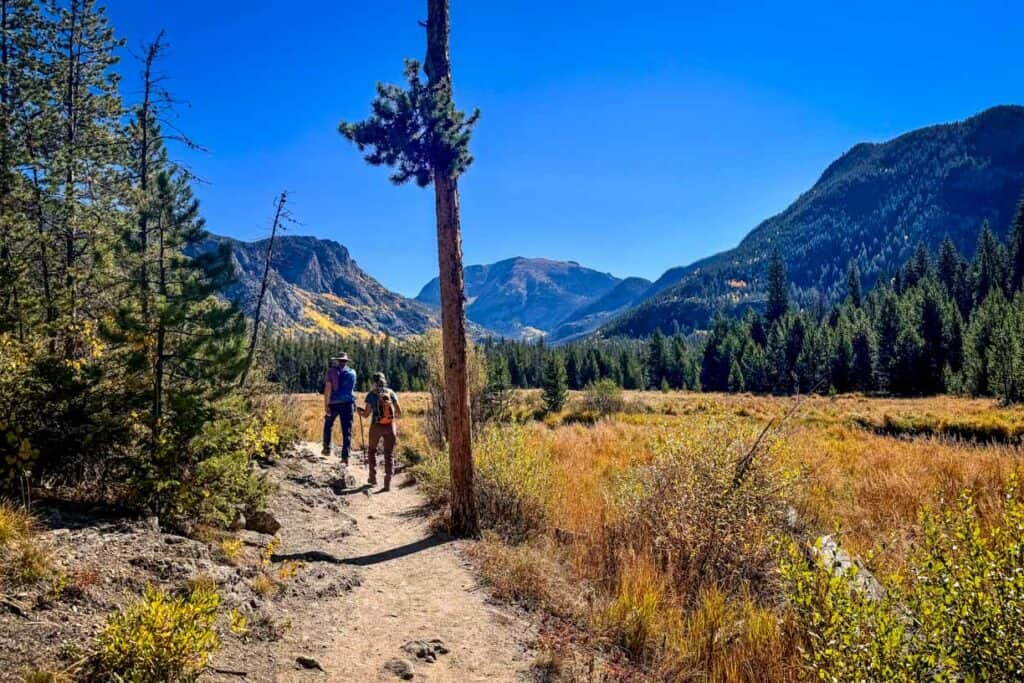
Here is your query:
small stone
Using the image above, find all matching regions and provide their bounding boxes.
[383,658,414,679]
[402,639,449,662]
[245,511,281,535]
[296,656,324,671]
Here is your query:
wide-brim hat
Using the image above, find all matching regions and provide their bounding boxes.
[331,352,350,362]
[372,372,387,384]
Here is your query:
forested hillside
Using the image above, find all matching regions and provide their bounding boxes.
[606,105,1024,337]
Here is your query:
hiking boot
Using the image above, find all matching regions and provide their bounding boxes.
[368,471,378,487]
[382,476,391,492]
[321,446,330,457]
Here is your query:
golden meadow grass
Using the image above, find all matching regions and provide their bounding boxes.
[289,390,1024,680]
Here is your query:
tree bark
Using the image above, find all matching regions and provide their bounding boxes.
[425,0,477,537]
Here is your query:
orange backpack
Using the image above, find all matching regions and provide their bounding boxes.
[377,390,395,425]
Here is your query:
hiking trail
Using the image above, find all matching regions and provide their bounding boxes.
[212,441,535,681]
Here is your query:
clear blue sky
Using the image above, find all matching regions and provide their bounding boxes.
[104,1,1023,296]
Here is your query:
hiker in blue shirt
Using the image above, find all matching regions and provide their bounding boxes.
[322,352,357,464]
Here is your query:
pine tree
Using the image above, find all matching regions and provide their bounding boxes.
[1009,192,1024,295]
[766,249,789,324]
[46,0,124,358]
[541,353,568,412]
[727,358,744,392]
[339,0,480,536]
[972,223,1009,305]
[846,261,862,308]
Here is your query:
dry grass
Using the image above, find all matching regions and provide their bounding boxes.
[0,503,51,587]
[283,389,1024,680]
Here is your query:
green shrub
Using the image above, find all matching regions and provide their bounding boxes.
[782,484,1024,680]
[581,379,624,416]
[95,584,221,682]
[134,397,273,529]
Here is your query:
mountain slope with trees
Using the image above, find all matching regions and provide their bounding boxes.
[416,257,623,338]
[547,276,652,342]
[604,105,1024,337]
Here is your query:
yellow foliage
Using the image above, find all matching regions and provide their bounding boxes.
[96,584,220,682]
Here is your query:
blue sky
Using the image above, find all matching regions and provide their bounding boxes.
[104,1,1023,296]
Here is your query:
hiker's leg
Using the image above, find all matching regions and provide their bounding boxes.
[367,424,381,485]
[322,406,337,453]
[339,403,353,463]
[382,426,396,489]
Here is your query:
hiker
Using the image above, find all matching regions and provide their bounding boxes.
[358,372,403,490]
[323,352,357,464]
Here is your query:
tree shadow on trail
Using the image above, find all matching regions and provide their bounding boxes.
[271,533,452,567]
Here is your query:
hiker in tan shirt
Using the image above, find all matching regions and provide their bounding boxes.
[358,372,403,490]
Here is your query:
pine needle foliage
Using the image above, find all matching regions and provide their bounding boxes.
[338,59,479,186]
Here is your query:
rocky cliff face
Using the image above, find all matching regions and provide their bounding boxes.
[199,234,439,338]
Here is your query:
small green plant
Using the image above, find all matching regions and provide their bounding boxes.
[95,584,221,682]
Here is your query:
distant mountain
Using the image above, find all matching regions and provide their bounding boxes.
[416,257,622,339]
[547,276,652,343]
[196,234,439,338]
[604,105,1024,337]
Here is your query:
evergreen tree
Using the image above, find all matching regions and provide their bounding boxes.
[1009,192,1024,295]
[541,352,568,412]
[727,358,744,392]
[972,223,1009,305]
[846,261,862,308]
[766,249,789,324]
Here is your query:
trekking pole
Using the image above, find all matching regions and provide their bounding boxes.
[358,410,366,454]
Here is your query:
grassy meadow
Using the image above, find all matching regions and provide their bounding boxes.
[293,390,1024,681]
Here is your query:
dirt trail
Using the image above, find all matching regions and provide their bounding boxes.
[214,442,535,682]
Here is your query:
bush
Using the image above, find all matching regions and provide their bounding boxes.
[607,422,793,605]
[0,335,130,493]
[95,584,221,682]
[135,397,274,529]
[0,503,51,587]
[582,379,624,416]
[413,424,554,542]
[782,484,1024,680]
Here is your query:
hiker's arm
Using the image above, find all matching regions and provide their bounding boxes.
[393,393,403,419]
[358,403,371,418]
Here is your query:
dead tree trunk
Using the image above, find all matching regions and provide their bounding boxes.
[425,0,477,537]
[239,191,287,388]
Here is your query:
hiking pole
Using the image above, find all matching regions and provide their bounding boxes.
[358,410,366,456]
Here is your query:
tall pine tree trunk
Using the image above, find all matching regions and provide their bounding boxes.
[61,0,79,359]
[425,0,477,537]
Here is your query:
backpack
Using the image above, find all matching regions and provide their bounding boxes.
[377,390,395,425]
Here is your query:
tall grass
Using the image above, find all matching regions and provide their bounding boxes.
[369,390,1024,679]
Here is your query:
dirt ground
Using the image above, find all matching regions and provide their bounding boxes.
[1,442,535,682]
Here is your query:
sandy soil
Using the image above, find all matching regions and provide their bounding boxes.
[211,442,536,682]
[1,442,534,682]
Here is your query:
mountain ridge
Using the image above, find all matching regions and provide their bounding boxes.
[196,233,440,338]
[602,105,1024,337]
[415,256,626,339]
